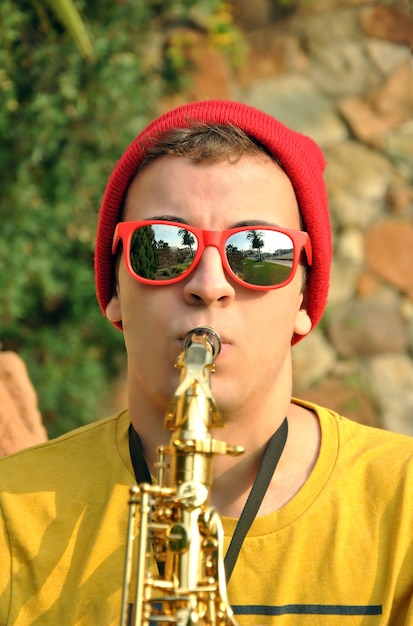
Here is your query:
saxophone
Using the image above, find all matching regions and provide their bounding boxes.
[121,326,244,626]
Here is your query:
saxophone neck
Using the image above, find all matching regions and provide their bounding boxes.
[164,327,223,433]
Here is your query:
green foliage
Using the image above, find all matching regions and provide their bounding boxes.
[0,0,242,437]
[130,227,159,280]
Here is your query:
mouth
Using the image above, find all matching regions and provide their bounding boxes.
[175,328,231,364]
[178,326,228,345]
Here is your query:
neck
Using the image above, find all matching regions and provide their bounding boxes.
[210,402,320,517]
[129,398,320,519]
[129,375,292,476]
[128,361,320,518]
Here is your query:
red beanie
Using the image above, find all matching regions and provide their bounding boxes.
[95,100,331,344]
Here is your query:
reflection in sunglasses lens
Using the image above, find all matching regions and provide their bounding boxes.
[226,230,294,286]
[130,224,198,280]
[129,225,294,286]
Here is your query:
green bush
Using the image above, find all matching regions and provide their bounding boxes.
[0,0,242,437]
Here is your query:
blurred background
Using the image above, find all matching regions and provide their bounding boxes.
[0,0,412,455]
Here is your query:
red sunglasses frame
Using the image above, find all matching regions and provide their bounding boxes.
[112,220,312,290]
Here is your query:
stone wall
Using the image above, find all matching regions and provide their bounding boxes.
[164,0,413,435]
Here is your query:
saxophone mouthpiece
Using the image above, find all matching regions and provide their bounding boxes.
[183,326,222,360]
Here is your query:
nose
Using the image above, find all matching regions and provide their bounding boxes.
[183,246,235,306]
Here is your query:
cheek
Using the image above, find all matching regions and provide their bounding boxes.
[119,285,182,405]
[247,284,309,345]
[118,279,177,360]
[110,263,152,328]
[120,286,162,334]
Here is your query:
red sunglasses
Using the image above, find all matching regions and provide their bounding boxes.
[112,220,312,290]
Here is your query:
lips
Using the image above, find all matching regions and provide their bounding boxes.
[178,328,229,346]
[174,328,231,365]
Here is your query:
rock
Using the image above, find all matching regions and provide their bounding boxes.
[328,227,364,305]
[338,97,393,146]
[299,372,379,427]
[324,141,391,228]
[360,6,412,45]
[299,7,363,52]
[327,292,407,357]
[292,329,336,390]
[161,29,232,110]
[311,41,380,97]
[383,121,413,179]
[0,352,48,457]
[328,260,359,305]
[241,73,347,147]
[338,60,412,145]
[235,30,308,86]
[336,227,364,265]
[401,298,413,352]
[387,183,413,216]
[356,270,382,298]
[364,220,413,298]
[186,32,233,102]
[369,60,412,123]
[232,0,273,29]
[364,354,413,436]
[366,40,411,76]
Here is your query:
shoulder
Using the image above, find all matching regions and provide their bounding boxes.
[313,405,413,498]
[295,398,413,486]
[297,397,413,452]
[0,411,129,488]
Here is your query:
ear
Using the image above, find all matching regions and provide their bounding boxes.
[105,292,122,324]
[294,287,312,337]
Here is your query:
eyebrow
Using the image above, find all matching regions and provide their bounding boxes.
[232,219,280,228]
[145,215,282,229]
[146,214,189,224]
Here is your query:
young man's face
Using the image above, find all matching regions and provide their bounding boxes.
[106,153,311,420]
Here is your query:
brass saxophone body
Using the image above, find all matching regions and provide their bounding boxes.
[121,327,244,626]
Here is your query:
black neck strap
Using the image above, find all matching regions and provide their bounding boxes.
[128,417,288,584]
[224,417,288,582]
[129,425,152,484]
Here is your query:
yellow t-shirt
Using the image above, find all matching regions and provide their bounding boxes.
[0,402,412,625]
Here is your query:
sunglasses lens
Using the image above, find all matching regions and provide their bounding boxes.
[130,224,198,281]
[226,229,294,286]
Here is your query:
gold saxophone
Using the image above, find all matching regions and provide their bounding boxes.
[121,326,244,626]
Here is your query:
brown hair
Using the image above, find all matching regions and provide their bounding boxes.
[137,122,282,172]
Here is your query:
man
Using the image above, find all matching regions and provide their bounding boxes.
[1,100,412,625]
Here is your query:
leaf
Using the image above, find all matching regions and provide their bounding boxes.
[44,0,94,59]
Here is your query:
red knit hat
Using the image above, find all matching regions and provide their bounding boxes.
[95,100,331,343]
